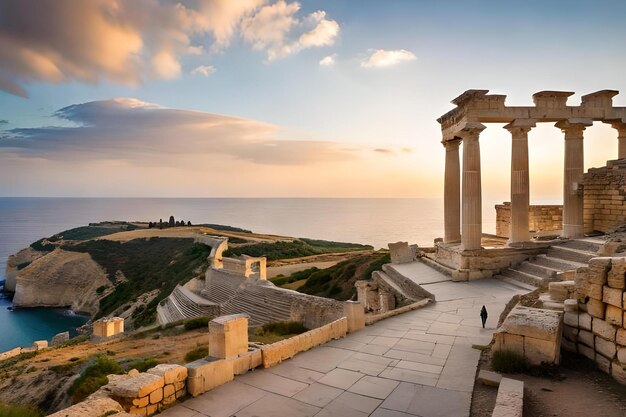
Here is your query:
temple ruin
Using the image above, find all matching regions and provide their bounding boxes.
[432,89,626,279]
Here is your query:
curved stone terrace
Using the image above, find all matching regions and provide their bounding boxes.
[161,262,526,417]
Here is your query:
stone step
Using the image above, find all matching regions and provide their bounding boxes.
[517,261,559,279]
[501,268,546,288]
[498,276,537,292]
[532,254,587,271]
[373,271,414,302]
[547,246,595,264]
[539,294,565,311]
[560,239,602,253]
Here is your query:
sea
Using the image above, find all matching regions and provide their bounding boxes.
[0,197,501,352]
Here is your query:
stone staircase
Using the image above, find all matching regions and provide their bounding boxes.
[497,238,602,291]
[201,271,246,304]
[157,286,218,323]
[220,282,295,327]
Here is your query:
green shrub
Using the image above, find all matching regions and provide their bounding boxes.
[184,347,208,363]
[492,349,528,373]
[125,358,159,372]
[68,356,123,403]
[260,321,308,336]
[184,317,210,331]
[224,239,372,261]
[0,402,44,417]
[95,285,108,295]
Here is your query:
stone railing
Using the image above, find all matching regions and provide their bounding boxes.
[561,257,626,383]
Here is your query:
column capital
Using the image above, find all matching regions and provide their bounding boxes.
[610,121,626,136]
[457,123,486,141]
[555,118,593,137]
[504,119,536,135]
[442,138,462,150]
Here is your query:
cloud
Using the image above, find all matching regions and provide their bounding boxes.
[191,65,217,77]
[0,0,338,97]
[319,54,337,66]
[374,148,393,154]
[361,49,416,68]
[0,98,354,166]
[0,120,7,124]
[241,1,339,61]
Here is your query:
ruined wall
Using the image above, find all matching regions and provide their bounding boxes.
[562,257,626,384]
[495,202,563,238]
[583,159,626,234]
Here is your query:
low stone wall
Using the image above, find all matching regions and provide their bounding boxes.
[583,159,626,234]
[0,340,48,361]
[562,257,626,383]
[495,202,563,238]
[260,317,348,368]
[48,397,129,417]
[492,377,524,417]
[365,299,431,325]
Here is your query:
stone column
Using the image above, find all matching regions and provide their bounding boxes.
[557,120,591,239]
[443,139,461,243]
[460,124,486,251]
[611,122,626,159]
[504,121,534,244]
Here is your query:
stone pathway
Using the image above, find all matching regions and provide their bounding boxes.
[161,267,527,417]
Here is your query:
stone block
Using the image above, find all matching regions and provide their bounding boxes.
[578,343,595,361]
[611,361,626,384]
[492,378,524,417]
[593,318,617,341]
[595,353,611,373]
[561,337,576,352]
[111,373,164,399]
[163,384,175,398]
[617,347,626,364]
[577,329,594,347]
[0,347,22,361]
[497,306,562,342]
[209,314,249,359]
[607,257,626,289]
[343,301,365,333]
[175,388,186,399]
[48,397,124,417]
[32,340,48,350]
[602,286,623,307]
[388,241,417,264]
[586,299,605,319]
[494,332,524,354]
[617,328,626,346]
[563,312,579,327]
[588,283,603,300]
[524,336,560,365]
[588,257,611,285]
[147,364,187,384]
[132,396,149,408]
[595,336,617,359]
[563,325,578,342]
[477,370,502,387]
[578,312,592,330]
[605,305,623,327]
[149,388,163,404]
[185,357,234,397]
[563,299,578,312]
[50,331,70,347]
[228,349,262,375]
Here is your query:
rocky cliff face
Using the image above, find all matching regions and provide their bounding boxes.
[12,249,109,315]
[4,247,46,292]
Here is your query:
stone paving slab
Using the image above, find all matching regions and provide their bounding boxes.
[387,262,452,285]
[163,276,526,417]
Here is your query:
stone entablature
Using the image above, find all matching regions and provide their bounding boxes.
[495,202,563,238]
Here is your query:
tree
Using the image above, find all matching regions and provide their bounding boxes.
[169,216,175,227]
[187,221,192,226]
[148,222,153,229]
[159,219,163,229]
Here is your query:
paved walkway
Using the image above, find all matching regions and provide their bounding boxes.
[162,266,526,417]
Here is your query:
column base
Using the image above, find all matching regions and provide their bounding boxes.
[562,224,584,239]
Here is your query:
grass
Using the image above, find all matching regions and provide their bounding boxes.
[270,267,319,287]
[224,239,372,261]
[183,317,211,331]
[492,349,529,373]
[125,357,159,372]
[29,224,138,252]
[68,356,123,403]
[250,321,309,344]
[65,238,212,326]
[198,224,252,233]
[184,347,208,363]
[0,402,44,417]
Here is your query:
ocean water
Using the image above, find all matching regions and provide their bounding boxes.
[0,197,499,351]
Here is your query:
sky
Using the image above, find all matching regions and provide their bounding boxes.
[1,0,626,201]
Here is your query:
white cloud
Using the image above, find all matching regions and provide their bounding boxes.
[0,0,339,97]
[319,54,337,66]
[361,49,416,68]
[191,65,217,77]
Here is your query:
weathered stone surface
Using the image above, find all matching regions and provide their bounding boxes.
[592,318,617,341]
[494,332,523,353]
[388,242,417,264]
[209,314,249,359]
[50,331,70,346]
[586,299,605,319]
[611,361,626,384]
[48,397,123,417]
[492,377,523,417]
[587,283,603,300]
[477,370,502,387]
[111,373,164,398]
[605,305,623,326]
[497,306,562,342]
[524,336,560,365]
[602,286,623,307]
[0,347,22,361]
[577,330,594,347]
[562,325,578,342]
[578,343,595,360]
[163,384,175,398]
[595,336,617,359]
[563,312,579,327]
[607,257,626,289]
[595,353,611,373]
[147,364,187,384]
[617,328,626,346]
[563,299,578,312]
[149,387,163,404]
[578,312,592,330]
[617,346,626,364]
[343,301,365,333]
[32,340,48,350]
[186,357,234,397]
[587,257,611,285]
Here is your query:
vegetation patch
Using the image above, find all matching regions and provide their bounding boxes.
[124,358,159,373]
[270,267,319,287]
[65,238,212,326]
[250,321,309,344]
[0,402,44,417]
[199,224,252,233]
[492,349,528,373]
[224,239,372,261]
[184,347,208,363]
[183,317,211,331]
[68,356,123,403]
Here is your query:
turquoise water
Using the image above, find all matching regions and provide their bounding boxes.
[0,197,500,352]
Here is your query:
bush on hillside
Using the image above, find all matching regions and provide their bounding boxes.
[0,402,44,417]
[68,356,123,403]
[183,317,211,331]
[184,347,208,363]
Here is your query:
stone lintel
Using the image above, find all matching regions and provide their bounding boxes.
[503,119,536,131]
[451,89,490,105]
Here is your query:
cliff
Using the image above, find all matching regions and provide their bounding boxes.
[12,249,109,315]
[4,247,46,292]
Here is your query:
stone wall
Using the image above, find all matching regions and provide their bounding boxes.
[583,159,626,234]
[0,340,49,361]
[562,257,626,383]
[495,202,563,238]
